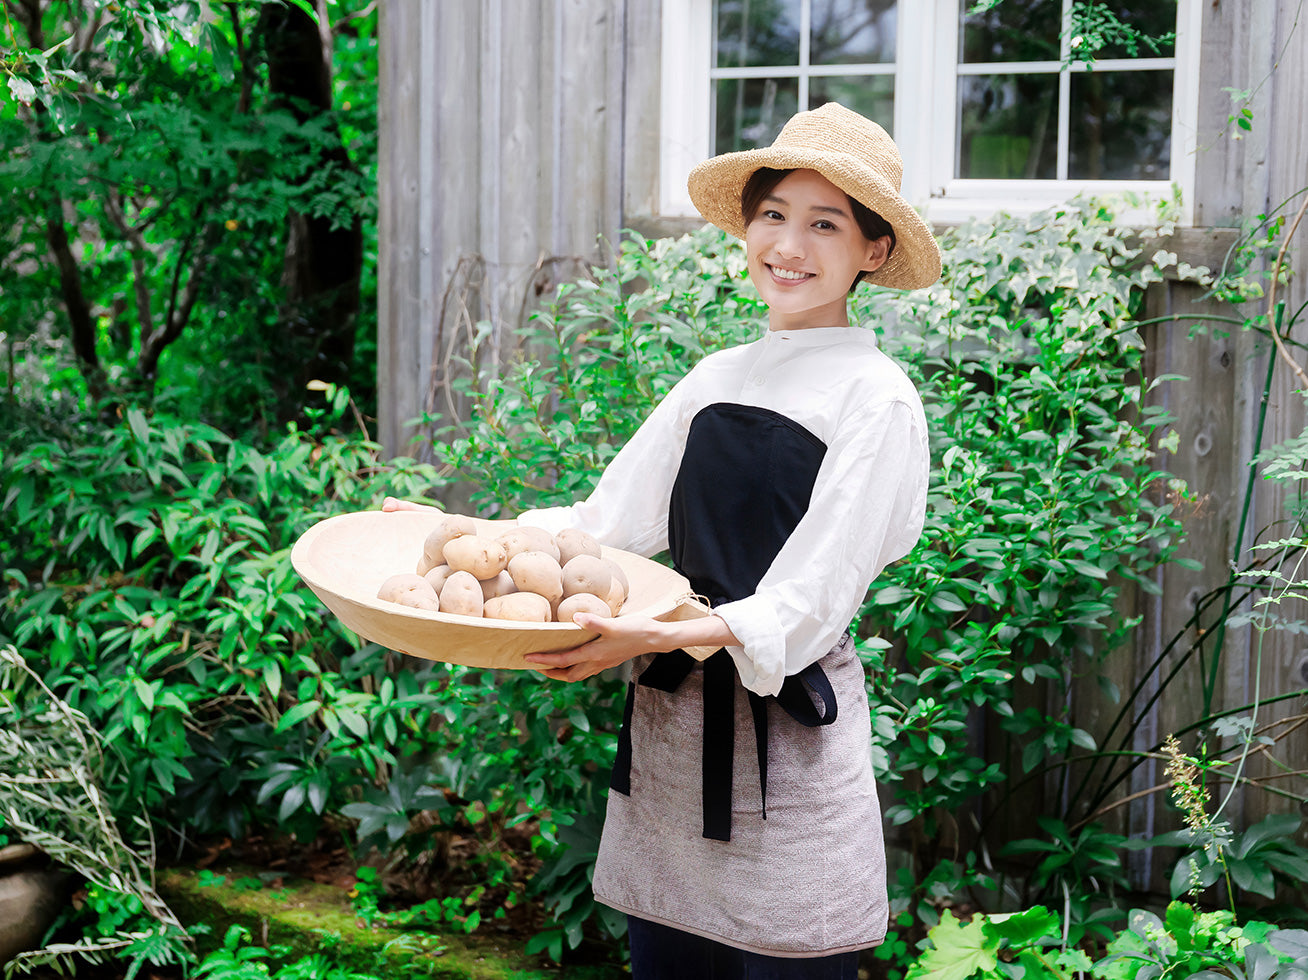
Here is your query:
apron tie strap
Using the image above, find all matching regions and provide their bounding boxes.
[609,640,844,841]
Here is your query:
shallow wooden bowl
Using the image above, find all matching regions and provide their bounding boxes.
[291,510,714,669]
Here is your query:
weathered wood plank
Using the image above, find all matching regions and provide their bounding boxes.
[377,0,422,458]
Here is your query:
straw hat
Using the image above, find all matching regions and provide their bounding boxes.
[687,102,941,291]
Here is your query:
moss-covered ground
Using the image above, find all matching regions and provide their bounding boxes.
[158,868,625,980]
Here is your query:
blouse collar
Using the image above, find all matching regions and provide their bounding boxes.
[760,326,880,348]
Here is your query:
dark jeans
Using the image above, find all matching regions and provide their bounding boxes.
[627,915,860,980]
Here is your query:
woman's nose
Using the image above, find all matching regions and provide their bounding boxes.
[776,225,805,258]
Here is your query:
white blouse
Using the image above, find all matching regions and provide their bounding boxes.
[519,325,929,697]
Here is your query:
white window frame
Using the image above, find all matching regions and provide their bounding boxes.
[659,0,1201,226]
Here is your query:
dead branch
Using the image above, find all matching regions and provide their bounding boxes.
[1266,190,1308,387]
[333,0,377,32]
[103,190,156,347]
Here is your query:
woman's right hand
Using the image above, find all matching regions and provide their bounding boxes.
[381,496,442,513]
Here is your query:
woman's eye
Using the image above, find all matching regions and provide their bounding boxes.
[814,220,836,231]
[763,209,783,221]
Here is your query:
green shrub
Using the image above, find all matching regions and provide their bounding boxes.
[905,902,1308,980]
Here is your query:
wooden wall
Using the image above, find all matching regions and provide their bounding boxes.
[377,0,636,466]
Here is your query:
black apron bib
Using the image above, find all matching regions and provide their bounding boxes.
[610,403,841,841]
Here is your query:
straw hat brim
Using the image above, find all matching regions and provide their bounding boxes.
[291,510,716,668]
[688,146,942,291]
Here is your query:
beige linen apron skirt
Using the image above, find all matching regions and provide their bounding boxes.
[592,633,889,958]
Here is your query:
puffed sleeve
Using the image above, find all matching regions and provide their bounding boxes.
[712,395,929,696]
[516,374,697,557]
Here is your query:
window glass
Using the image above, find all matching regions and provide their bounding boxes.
[712,0,899,154]
[957,74,1058,179]
[1085,1,1176,59]
[961,0,1060,64]
[715,77,802,152]
[715,0,802,68]
[810,75,894,133]
[1068,70,1172,179]
[956,0,1176,181]
[810,0,897,65]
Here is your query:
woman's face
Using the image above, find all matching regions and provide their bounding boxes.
[744,169,890,331]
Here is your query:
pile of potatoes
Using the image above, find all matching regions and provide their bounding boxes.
[375,515,629,624]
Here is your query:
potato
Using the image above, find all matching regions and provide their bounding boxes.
[601,578,626,616]
[378,573,437,604]
[562,554,612,600]
[507,551,564,606]
[555,527,602,566]
[416,552,440,576]
[600,558,629,601]
[423,514,476,565]
[395,589,440,612]
[484,591,552,622]
[556,592,611,623]
[480,570,518,601]
[497,525,560,563]
[423,563,453,594]
[439,570,484,617]
[443,534,508,581]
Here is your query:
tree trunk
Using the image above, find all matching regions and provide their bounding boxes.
[259,2,364,418]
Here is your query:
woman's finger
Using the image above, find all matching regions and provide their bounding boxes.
[524,650,581,667]
[381,496,441,513]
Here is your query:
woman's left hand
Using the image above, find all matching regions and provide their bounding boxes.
[524,613,666,682]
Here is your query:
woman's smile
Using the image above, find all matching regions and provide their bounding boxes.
[767,265,815,283]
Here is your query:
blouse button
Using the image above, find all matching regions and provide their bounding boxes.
[748,375,766,387]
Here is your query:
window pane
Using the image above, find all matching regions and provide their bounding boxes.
[1078,1,1176,60]
[715,0,802,68]
[961,0,1060,63]
[715,77,802,152]
[809,75,894,134]
[810,0,897,65]
[1068,70,1172,179]
[957,74,1058,178]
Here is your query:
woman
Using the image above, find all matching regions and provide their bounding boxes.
[389,103,939,978]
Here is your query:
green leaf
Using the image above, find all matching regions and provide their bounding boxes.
[908,911,998,980]
[276,700,321,732]
[132,676,155,712]
[1069,728,1097,751]
[7,75,36,105]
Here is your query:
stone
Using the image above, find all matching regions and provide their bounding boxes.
[0,868,72,965]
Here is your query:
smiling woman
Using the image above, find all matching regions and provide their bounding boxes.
[511,103,938,978]
[387,102,939,978]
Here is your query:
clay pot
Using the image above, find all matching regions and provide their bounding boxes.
[0,844,73,966]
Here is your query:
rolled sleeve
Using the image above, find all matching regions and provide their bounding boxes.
[714,595,787,696]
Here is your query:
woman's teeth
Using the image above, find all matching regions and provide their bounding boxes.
[771,267,811,280]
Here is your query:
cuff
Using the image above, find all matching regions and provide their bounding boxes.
[515,506,575,536]
[712,594,786,697]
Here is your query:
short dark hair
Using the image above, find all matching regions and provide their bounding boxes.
[740,167,896,292]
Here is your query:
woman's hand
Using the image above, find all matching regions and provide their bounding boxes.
[525,611,740,682]
[524,614,667,682]
[382,496,442,513]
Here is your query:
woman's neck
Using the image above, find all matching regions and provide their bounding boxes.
[766,309,852,331]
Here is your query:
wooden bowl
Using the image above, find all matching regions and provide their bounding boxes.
[290,510,714,669]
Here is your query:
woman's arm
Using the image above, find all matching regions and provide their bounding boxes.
[523,612,739,682]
